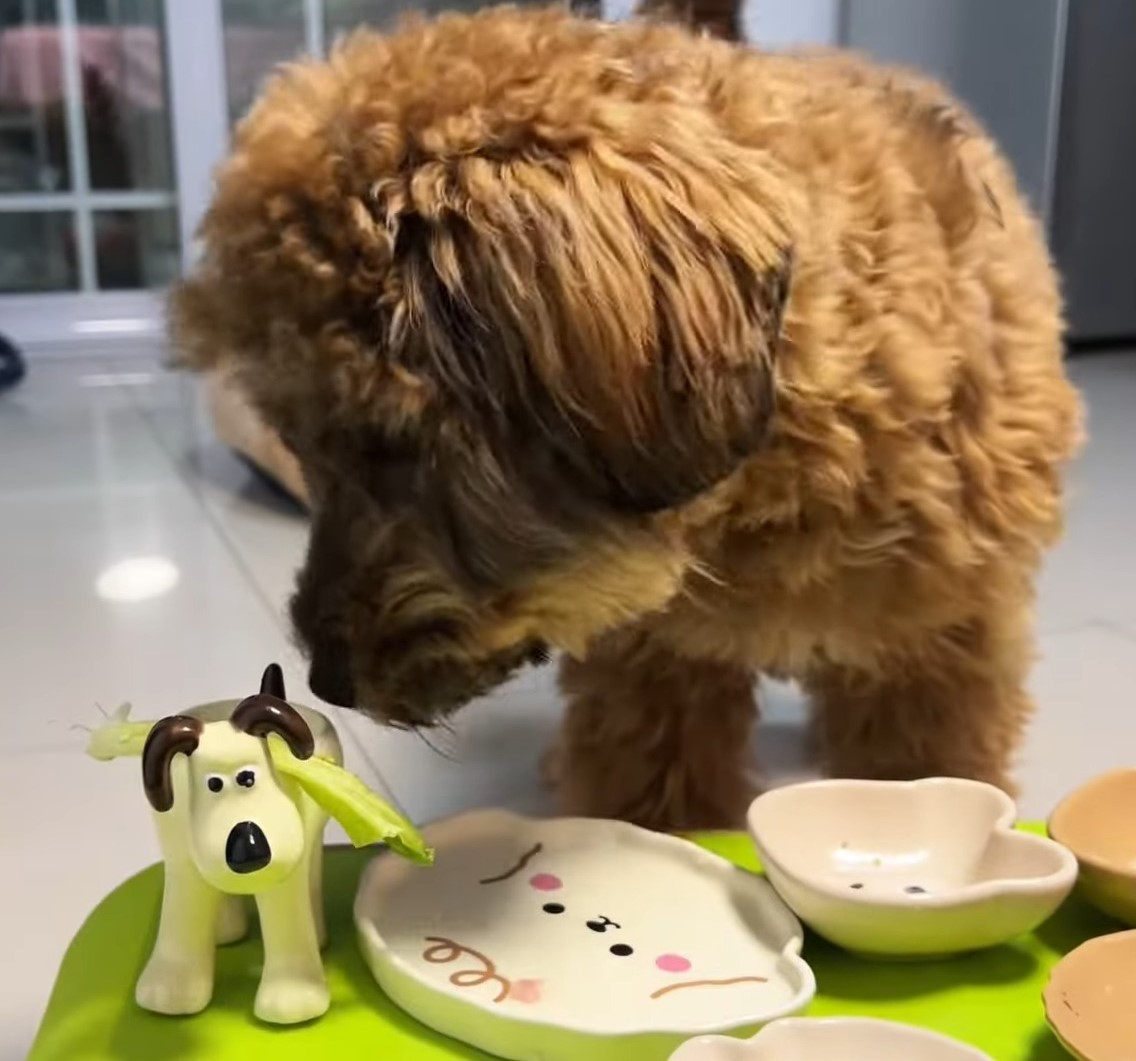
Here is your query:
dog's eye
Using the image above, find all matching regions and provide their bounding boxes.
[206,775,224,793]
[235,767,257,789]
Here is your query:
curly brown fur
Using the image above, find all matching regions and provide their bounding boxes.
[173,7,1082,830]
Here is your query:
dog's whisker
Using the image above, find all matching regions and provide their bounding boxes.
[413,726,461,762]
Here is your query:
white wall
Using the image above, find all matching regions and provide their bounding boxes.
[842,0,1066,224]
[742,0,841,49]
[601,0,842,47]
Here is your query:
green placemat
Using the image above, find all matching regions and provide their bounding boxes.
[29,826,1113,1061]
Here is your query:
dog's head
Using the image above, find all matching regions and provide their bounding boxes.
[142,665,316,892]
[172,10,795,726]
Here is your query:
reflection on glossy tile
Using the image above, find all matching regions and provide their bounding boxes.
[113,364,312,621]
[0,484,306,753]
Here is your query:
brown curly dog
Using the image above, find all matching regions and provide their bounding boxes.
[173,6,1082,832]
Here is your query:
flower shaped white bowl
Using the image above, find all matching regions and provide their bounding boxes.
[747,778,1077,958]
[356,809,815,1061]
[669,1018,994,1060]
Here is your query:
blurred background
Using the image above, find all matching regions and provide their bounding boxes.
[1,1,1133,1058]
[2,0,1132,345]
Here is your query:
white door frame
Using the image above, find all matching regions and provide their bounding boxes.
[1,0,229,354]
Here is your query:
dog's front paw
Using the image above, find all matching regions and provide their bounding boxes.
[136,957,213,1015]
[255,972,329,1024]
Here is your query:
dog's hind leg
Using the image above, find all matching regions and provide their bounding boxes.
[805,607,1032,794]
[555,629,758,832]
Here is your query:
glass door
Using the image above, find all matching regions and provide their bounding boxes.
[0,0,601,349]
[0,0,200,344]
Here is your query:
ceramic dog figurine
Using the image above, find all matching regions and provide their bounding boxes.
[88,663,432,1025]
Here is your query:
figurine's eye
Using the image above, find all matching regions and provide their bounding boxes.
[206,775,224,794]
[610,944,634,957]
[235,767,257,789]
[542,903,565,915]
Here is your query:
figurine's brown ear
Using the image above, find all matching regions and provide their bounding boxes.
[142,715,203,812]
[260,662,286,699]
[231,691,315,761]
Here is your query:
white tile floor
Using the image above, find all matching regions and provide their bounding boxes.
[1,349,1134,1059]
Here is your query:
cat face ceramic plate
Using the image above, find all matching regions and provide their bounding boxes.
[355,810,814,1061]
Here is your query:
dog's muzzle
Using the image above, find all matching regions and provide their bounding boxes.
[225,820,272,874]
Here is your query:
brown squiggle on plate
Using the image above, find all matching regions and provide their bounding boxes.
[650,975,769,1000]
[423,936,512,1003]
[479,842,544,885]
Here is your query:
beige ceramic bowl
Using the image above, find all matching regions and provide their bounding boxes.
[1049,770,1136,925]
[748,778,1078,958]
[1044,930,1136,1061]
[669,1017,994,1060]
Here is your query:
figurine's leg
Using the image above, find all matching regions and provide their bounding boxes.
[136,859,220,1015]
[253,868,329,1024]
[307,839,327,949]
[216,895,249,945]
[554,629,758,831]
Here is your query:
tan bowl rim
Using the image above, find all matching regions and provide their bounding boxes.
[1048,768,1136,878]
[1042,928,1136,1057]
[750,778,1078,910]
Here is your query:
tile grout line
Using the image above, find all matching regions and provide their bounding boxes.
[1096,619,1136,642]
[1038,618,1136,642]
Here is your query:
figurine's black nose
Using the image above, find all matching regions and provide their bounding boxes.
[225,821,271,874]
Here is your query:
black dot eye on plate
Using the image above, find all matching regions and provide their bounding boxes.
[609,944,633,957]
[542,903,565,914]
[207,776,224,793]
[849,882,864,890]
[905,885,927,894]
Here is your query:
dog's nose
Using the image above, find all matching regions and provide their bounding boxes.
[308,638,355,708]
[225,821,272,874]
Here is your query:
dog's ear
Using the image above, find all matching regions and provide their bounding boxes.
[142,715,203,812]
[231,690,315,761]
[389,143,794,515]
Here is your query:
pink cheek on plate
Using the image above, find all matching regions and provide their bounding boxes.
[529,873,563,892]
[655,954,692,974]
